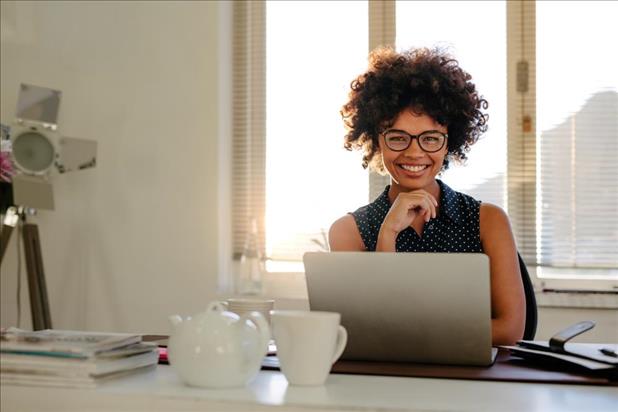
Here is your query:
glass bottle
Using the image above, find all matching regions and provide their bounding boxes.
[237,217,264,295]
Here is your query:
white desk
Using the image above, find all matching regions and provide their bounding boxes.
[2,365,617,412]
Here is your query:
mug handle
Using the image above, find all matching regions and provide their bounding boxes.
[331,325,348,364]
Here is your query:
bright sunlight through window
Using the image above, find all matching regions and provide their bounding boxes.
[265,1,369,272]
[397,1,507,208]
[536,1,618,271]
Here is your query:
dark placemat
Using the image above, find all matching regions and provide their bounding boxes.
[262,349,617,386]
[143,334,169,347]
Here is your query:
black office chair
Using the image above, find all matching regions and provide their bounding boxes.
[518,252,538,340]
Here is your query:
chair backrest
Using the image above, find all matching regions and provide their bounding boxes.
[518,252,538,340]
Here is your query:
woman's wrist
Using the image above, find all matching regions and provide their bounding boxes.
[376,225,398,252]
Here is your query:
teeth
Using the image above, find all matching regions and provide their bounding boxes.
[400,164,427,172]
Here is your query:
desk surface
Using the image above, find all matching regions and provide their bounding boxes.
[2,365,617,412]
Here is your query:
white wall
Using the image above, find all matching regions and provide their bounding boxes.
[536,307,617,343]
[1,1,223,334]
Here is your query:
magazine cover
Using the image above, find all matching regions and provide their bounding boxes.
[0,328,141,357]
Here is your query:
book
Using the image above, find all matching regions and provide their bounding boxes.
[1,328,159,388]
[1,345,159,376]
[0,364,156,389]
[0,328,141,358]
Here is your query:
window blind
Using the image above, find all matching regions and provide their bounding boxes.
[535,1,618,269]
[232,1,371,265]
[368,0,395,202]
[263,1,370,266]
[507,0,537,264]
[231,0,266,260]
[231,0,617,276]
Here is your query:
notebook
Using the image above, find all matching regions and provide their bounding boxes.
[304,252,498,366]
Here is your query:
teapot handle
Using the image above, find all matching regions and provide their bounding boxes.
[240,311,271,357]
[208,301,227,312]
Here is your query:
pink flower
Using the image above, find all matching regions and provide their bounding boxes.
[0,151,15,182]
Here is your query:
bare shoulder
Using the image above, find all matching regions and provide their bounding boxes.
[328,214,365,251]
[479,202,515,245]
[480,202,511,228]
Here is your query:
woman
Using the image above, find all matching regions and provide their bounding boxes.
[329,47,525,346]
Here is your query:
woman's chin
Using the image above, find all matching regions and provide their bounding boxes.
[391,175,436,192]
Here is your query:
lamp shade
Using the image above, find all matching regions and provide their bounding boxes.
[11,127,57,175]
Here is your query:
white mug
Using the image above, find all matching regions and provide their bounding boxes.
[271,310,347,386]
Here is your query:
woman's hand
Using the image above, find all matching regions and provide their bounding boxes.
[383,190,438,233]
[377,190,438,251]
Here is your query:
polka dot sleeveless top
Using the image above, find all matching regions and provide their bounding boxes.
[350,180,483,253]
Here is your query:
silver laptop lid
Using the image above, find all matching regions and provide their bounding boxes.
[304,252,494,366]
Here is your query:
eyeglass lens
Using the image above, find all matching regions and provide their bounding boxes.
[383,130,446,152]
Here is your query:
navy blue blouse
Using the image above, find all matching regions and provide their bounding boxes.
[350,180,483,253]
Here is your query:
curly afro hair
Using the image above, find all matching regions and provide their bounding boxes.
[341,46,488,173]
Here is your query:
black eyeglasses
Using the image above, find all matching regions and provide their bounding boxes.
[382,129,448,153]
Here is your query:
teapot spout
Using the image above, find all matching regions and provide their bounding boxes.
[168,315,183,329]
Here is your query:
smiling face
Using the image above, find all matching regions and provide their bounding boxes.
[379,110,448,197]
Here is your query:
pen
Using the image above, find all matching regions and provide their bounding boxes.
[599,348,617,358]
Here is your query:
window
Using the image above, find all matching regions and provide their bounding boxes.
[396,0,507,208]
[536,1,618,272]
[265,1,369,271]
[231,0,617,292]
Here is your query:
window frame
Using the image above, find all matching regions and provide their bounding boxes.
[224,0,618,300]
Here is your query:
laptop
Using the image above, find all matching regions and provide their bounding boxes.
[303,252,498,366]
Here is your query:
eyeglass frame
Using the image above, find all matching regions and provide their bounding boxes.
[381,129,448,153]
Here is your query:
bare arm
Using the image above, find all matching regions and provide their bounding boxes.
[328,214,366,251]
[480,203,526,345]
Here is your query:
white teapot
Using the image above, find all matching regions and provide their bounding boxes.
[168,301,270,388]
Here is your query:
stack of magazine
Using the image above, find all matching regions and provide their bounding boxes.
[1,328,159,388]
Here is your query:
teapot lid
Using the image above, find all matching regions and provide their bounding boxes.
[190,301,239,324]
